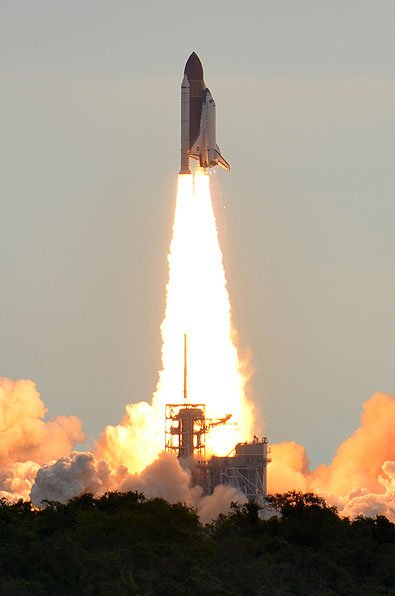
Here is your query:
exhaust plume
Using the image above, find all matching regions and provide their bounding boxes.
[151,172,254,455]
[95,173,254,473]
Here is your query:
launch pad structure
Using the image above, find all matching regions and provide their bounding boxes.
[165,335,270,502]
[197,437,270,501]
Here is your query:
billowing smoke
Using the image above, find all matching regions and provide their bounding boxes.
[0,378,83,466]
[95,401,159,475]
[0,377,394,523]
[0,378,84,503]
[267,392,395,521]
[268,441,310,493]
[198,484,247,524]
[31,452,128,506]
[30,449,246,523]
[0,461,40,501]
[312,392,395,494]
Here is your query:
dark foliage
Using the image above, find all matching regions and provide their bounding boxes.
[0,490,394,595]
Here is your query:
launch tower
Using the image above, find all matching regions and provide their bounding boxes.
[165,336,270,502]
[165,335,231,459]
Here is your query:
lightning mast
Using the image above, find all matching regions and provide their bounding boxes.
[183,333,187,401]
[165,335,231,460]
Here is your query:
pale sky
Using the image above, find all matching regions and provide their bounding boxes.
[1,0,395,467]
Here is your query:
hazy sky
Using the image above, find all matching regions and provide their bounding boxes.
[1,0,394,467]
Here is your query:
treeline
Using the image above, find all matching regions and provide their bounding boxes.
[0,490,394,596]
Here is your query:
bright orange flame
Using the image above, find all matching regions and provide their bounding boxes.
[96,171,254,472]
[152,171,254,456]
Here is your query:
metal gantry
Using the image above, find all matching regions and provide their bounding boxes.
[164,335,270,502]
[197,437,271,502]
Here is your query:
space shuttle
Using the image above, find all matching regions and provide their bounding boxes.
[180,52,230,175]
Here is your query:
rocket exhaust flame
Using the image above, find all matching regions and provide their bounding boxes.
[94,171,254,475]
[152,171,254,457]
[93,170,254,476]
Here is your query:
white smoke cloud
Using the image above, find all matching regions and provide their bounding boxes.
[0,461,40,502]
[339,461,395,520]
[31,452,128,506]
[29,449,247,523]
[119,451,202,505]
[197,484,248,524]
[0,378,84,505]
[0,378,84,466]
[267,393,395,521]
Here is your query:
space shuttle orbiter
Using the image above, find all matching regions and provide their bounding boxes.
[180,52,230,175]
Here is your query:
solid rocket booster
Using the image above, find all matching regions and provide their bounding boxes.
[180,52,230,175]
[180,74,190,175]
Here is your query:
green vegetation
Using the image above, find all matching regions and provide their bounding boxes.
[0,490,394,595]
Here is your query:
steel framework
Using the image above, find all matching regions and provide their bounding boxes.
[197,437,271,501]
